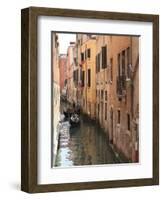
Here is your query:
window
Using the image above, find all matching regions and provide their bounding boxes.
[76,69,78,82]
[98,53,101,71]
[81,71,85,86]
[102,46,107,69]
[98,104,100,117]
[73,69,78,83]
[110,58,113,82]
[89,102,91,114]
[96,55,98,73]
[105,91,107,101]
[101,90,104,100]
[85,50,87,59]
[74,57,77,66]
[87,69,91,87]
[118,53,121,76]
[96,53,101,73]
[127,114,130,130]
[81,53,84,62]
[122,50,125,76]
[80,68,82,81]
[87,48,91,58]
[105,103,107,120]
[118,110,120,124]
[73,71,75,82]
[127,47,131,78]
[101,102,103,117]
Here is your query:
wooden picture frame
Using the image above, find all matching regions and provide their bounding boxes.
[21,7,159,193]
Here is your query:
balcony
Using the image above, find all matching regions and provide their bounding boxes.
[116,75,126,98]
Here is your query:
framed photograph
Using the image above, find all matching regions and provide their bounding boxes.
[21,7,159,193]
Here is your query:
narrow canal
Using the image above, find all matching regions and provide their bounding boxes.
[55,101,120,167]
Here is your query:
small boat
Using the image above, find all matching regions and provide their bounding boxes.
[70,113,80,127]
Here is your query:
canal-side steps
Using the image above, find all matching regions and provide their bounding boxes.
[58,121,70,149]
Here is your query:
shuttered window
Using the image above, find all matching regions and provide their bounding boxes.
[105,91,107,101]
[118,110,120,124]
[96,53,101,73]
[102,46,107,69]
[81,53,84,62]
[127,47,131,78]
[127,114,130,130]
[87,48,91,58]
[81,71,85,86]
[87,69,91,87]
[110,58,113,81]
[118,53,121,76]
[105,103,107,120]
[122,50,125,76]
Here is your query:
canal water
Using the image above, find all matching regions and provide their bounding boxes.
[55,101,120,167]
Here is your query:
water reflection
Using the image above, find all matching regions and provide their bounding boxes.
[55,102,120,167]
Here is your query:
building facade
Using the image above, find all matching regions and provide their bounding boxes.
[52,33,60,165]
[66,42,75,104]
[59,54,67,97]
[95,35,139,162]
[130,37,139,162]
[79,34,97,119]
[95,35,110,132]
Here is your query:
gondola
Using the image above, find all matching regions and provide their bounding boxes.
[69,113,80,127]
